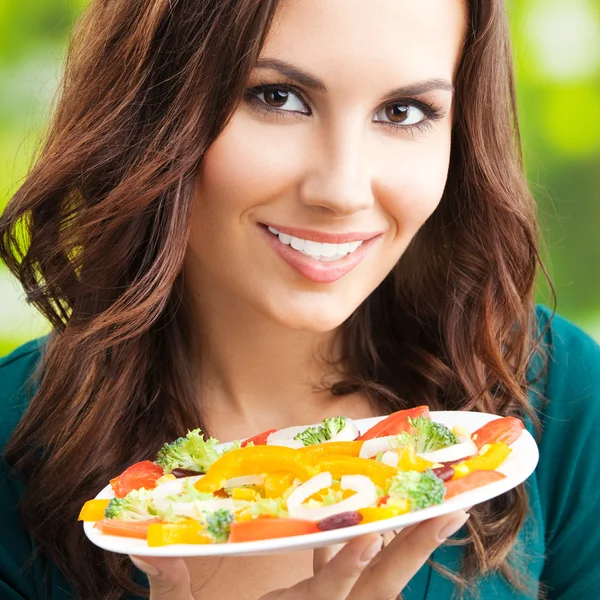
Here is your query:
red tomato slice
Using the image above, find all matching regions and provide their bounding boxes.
[110,461,164,498]
[228,518,320,542]
[444,470,506,499]
[241,428,277,447]
[358,406,430,440]
[95,518,161,539]
[471,417,524,450]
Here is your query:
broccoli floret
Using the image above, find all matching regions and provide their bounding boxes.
[205,509,234,543]
[156,429,240,474]
[388,469,445,511]
[407,417,458,453]
[105,488,156,520]
[294,416,346,446]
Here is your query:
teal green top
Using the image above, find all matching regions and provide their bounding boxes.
[1,306,600,599]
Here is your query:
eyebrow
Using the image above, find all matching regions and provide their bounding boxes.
[254,57,455,98]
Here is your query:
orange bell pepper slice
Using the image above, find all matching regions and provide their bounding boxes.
[195,446,317,494]
[263,471,296,498]
[311,455,398,489]
[147,522,212,546]
[297,441,364,462]
[228,517,319,542]
[78,499,110,522]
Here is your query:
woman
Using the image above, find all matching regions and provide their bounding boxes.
[1,0,599,598]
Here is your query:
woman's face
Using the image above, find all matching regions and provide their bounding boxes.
[187,0,467,332]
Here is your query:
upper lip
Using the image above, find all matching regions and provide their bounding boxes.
[261,223,384,244]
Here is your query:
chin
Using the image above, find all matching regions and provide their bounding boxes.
[266,298,356,333]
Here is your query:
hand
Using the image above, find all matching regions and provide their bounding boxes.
[130,510,469,600]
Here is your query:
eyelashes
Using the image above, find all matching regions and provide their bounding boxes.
[243,81,446,135]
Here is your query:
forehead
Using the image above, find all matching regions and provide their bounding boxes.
[261,0,468,86]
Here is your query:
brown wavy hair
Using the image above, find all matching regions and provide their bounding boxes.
[0,0,549,598]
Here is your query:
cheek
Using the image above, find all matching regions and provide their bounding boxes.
[378,139,451,237]
[198,115,305,217]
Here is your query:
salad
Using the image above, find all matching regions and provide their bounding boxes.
[79,407,525,547]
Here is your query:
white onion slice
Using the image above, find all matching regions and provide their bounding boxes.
[381,450,400,467]
[286,472,378,521]
[223,475,265,488]
[328,419,360,442]
[266,425,308,449]
[416,436,478,464]
[359,435,398,459]
[152,476,203,512]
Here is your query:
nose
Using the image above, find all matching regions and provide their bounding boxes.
[298,123,375,217]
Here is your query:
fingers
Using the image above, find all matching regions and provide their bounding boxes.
[275,534,383,600]
[349,510,470,599]
[129,555,194,600]
[313,542,346,573]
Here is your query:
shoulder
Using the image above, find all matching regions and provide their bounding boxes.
[531,307,600,595]
[533,304,600,418]
[0,337,48,451]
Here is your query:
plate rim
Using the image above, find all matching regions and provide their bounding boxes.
[83,410,539,557]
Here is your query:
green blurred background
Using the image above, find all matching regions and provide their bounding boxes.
[1,0,599,358]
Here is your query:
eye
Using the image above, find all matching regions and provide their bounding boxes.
[249,85,309,114]
[373,103,426,127]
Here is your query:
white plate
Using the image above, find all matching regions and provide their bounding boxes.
[84,410,538,557]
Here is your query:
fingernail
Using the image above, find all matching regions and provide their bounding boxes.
[359,538,383,564]
[438,512,470,542]
[130,556,161,577]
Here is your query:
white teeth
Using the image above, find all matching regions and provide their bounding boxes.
[266,226,365,262]
[303,240,323,257]
[320,243,337,258]
[290,236,305,251]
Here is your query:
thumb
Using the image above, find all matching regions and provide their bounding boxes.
[130,555,194,600]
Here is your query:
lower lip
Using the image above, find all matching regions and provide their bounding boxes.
[259,226,380,284]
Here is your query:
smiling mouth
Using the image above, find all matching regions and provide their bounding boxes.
[265,226,365,262]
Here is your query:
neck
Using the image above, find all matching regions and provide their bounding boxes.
[186,282,347,438]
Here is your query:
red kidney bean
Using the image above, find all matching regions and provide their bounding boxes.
[432,465,455,481]
[317,511,363,531]
[172,468,203,478]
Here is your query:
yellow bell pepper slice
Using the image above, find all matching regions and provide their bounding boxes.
[396,446,433,472]
[147,522,212,546]
[311,455,398,489]
[78,499,110,522]
[263,471,296,498]
[195,445,317,494]
[297,441,364,462]
[451,442,511,480]
[358,505,407,523]
[231,487,261,501]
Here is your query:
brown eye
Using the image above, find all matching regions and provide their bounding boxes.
[374,103,426,127]
[264,88,289,108]
[385,105,410,123]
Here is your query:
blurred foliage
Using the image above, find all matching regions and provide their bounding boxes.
[1,0,599,356]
